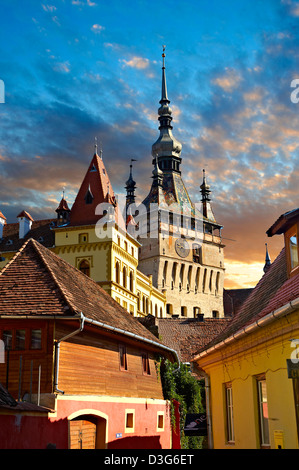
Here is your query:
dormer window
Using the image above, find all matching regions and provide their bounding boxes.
[84,185,94,205]
[286,225,299,276]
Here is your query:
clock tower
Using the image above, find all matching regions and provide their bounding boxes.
[136,49,225,319]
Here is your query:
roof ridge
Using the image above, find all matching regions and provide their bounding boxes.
[28,239,78,315]
[0,238,32,277]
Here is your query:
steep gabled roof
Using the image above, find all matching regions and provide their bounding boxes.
[69,152,125,228]
[0,239,166,348]
[193,247,289,356]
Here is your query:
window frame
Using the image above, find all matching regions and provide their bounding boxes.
[141,351,151,376]
[119,344,128,371]
[224,383,235,444]
[256,375,270,448]
[285,224,299,277]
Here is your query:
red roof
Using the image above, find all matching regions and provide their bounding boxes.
[194,247,289,354]
[55,198,70,213]
[69,153,125,228]
[0,219,55,253]
[0,211,6,221]
[17,210,34,221]
[0,238,165,348]
[148,317,230,362]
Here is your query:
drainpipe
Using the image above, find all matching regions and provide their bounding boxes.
[54,312,85,394]
[191,362,213,449]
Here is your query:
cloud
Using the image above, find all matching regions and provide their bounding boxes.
[53,61,71,73]
[121,56,150,70]
[42,4,57,12]
[91,24,105,33]
[212,68,242,92]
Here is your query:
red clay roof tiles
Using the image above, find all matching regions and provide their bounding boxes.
[0,238,163,346]
[193,247,289,354]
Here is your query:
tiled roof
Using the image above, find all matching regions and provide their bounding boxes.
[193,248,289,355]
[0,218,55,253]
[17,210,34,221]
[0,238,164,346]
[69,152,124,228]
[223,288,254,317]
[156,317,231,362]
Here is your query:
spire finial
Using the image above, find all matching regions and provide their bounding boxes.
[94,136,98,155]
[162,45,166,69]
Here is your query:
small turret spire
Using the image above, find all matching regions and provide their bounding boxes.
[263,243,271,273]
[125,158,137,207]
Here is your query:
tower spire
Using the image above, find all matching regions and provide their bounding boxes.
[151,46,182,173]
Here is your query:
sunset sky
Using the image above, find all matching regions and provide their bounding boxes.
[1,0,299,289]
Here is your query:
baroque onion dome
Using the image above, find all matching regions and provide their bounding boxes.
[151,46,182,172]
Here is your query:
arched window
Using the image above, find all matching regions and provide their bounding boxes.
[123,266,127,288]
[79,260,90,277]
[115,262,120,284]
[129,271,134,292]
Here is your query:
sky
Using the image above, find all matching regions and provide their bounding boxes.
[1,0,299,289]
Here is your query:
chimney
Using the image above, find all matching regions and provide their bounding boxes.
[17,211,34,239]
[0,211,6,239]
[197,313,204,322]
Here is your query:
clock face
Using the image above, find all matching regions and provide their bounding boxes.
[175,238,190,258]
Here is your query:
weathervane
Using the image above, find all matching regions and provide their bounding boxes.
[162,45,166,68]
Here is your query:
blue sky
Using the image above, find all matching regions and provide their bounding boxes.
[1,0,299,287]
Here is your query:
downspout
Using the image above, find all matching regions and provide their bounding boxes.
[191,362,213,449]
[54,312,85,394]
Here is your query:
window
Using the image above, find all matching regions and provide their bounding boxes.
[290,234,298,269]
[79,260,90,277]
[16,329,25,350]
[119,345,128,371]
[123,266,127,288]
[3,330,12,350]
[157,412,164,431]
[129,271,134,292]
[115,261,120,284]
[225,384,234,443]
[125,410,135,433]
[257,377,270,447]
[286,226,299,275]
[30,329,41,349]
[79,233,88,244]
[181,306,187,316]
[141,352,151,375]
[84,187,94,204]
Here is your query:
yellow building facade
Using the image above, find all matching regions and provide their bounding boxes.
[193,208,299,449]
[0,150,166,319]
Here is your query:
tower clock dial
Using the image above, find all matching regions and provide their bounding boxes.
[175,238,190,258]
